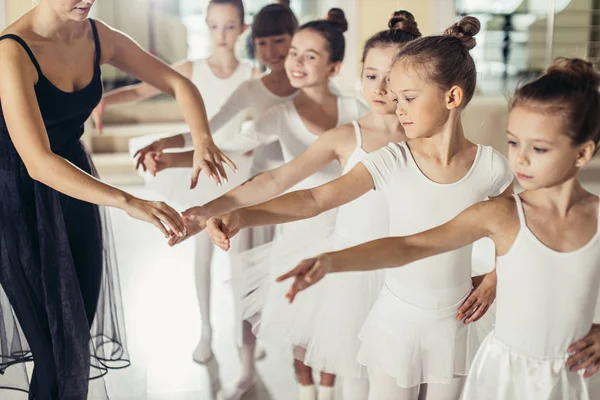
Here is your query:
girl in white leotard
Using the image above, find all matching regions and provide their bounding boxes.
[157,8,367,400]
[205,16,513,400]
[279,58,600,400]
[200,12,421,400]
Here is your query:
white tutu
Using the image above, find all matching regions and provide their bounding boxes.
[461,333,590,400]
[357,280,494,388]
[238,229,384,378]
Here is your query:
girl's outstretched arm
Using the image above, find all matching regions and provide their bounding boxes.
[278,198,513,302]
[203,162,375,250]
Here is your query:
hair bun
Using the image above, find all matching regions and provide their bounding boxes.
[388,10,421,37]
[547,57,600,90]
[444,16,480,50]
[326,8,348,33]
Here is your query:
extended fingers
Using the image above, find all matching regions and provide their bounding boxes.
[569,336,593,354]
[465,304,489,324]
[566,343,595,369]
[568,350,600,372]
[214,154,228,183]
[276,260,313,283]
[220,151,237,173]
[149,215,170,238]
[154,202,184,235]
[304,260,325,284]
[206,218,230,250]
[457,292,478,318]
[584,362,600,378]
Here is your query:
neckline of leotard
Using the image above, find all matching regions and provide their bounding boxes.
[0,18,101,95]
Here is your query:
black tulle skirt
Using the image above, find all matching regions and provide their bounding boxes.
[0,141,129,398]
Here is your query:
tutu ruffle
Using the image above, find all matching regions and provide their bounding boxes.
[461,333,590,400]
[238,228,383,378]
[357,280,493,388]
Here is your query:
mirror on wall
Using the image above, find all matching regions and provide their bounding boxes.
[457,0,597,95]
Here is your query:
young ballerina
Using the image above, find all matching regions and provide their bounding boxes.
[161,9,368,399]
[204,17,514,400]
[92,0,259,365]
[172,11,418,400]
[0,0,232,397]
[93,0,254,144]
[278,57,600,400]
[132,3,299,180]
[140,4,300,367]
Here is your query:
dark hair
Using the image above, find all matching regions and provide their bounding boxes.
[299,8,348,63]
[393,16,480,107]
[361,10,421,63]
[511,58,600,150]
[252,3,298,40]
[208,0,245,25]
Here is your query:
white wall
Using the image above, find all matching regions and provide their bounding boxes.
[0,0,6,30]
[317,0,360,92]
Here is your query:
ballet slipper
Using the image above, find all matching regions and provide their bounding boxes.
[318,385,335,400]
[299,384,317,400]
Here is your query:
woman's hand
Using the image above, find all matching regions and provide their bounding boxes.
[457,271,497,323]
[276,254,333,303]
[120,195,185,239]
[191,138,237,189]
[567,324,600,378]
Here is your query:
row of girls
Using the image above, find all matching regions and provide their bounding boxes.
[113,3,600,400]
[94,1,369,399]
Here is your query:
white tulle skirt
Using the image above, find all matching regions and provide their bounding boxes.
[357,268,495,388]
[238,227,383,378]
[461,333,591,400]
[358,284,469,387]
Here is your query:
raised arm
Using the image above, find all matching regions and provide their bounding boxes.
[278,198,511,301]
[96,21,234,187]
[0,39,185,238]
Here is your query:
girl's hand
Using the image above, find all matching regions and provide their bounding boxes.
[142,152,173,176]
[205,211,241,251]
[457,271,497,323]
[134,140,168,171]
[191,138,237,189]
[91,99,105,135]
[168,206,211,246]
[276,254,333,303]
[121,196,185,239]
[567,324,600,378]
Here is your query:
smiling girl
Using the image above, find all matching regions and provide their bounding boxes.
[205,17,514,400]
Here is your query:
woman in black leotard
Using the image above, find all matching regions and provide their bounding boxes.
[0,1,235,399]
